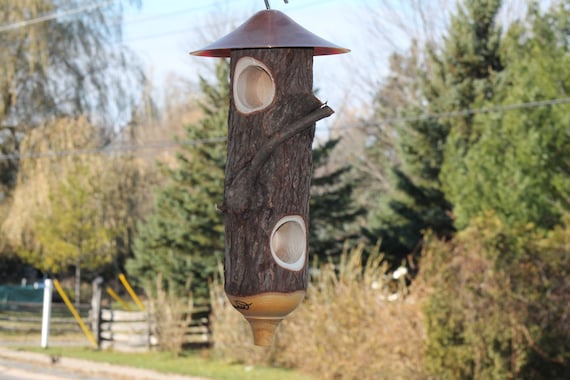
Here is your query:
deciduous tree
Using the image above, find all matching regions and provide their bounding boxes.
[0,0,142,195]
[2,117,146,299]
[30,163,114,304]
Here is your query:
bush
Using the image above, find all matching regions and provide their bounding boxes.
[210,246,428,379]
[420,212,570,379]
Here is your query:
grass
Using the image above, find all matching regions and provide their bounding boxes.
[18,346,315,380]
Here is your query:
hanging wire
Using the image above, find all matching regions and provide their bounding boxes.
[264,0,289,10]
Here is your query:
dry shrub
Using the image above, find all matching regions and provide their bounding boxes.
[210,246,428,379]
[277,245,427,379]
[150,274,193,355]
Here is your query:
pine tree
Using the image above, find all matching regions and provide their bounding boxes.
[421,1,570,378]
[127,61,229,299]
[436,0,505,228]
[444,1,570,229]
[310,138,365,263]
[367,46,455,267]
[367,0,504,266]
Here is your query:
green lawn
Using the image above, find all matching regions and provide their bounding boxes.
[19,346,314,380]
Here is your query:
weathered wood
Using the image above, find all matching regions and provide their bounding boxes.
[101,309,146,322]
[0,315,85,324]
[97,307,211,351]
[224,47,333,297]
[100,321,149,333]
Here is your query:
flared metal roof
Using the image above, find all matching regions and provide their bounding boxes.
[190,9,349,57]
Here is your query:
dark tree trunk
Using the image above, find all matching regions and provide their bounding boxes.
[223,48,332,297]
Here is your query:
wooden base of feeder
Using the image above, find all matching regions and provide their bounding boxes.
[226,291,305,346]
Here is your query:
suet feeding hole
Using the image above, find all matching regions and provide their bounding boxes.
[270,215,306,271]
[234,57,275,114]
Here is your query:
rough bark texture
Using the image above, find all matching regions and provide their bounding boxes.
[224,48,332,296]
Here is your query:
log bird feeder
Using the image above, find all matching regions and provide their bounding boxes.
[191,7,349,346]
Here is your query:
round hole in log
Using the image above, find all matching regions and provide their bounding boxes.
[233,57,275,114]
[270,215,307,271]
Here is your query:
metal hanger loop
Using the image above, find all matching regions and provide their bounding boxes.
[264,0,288,10]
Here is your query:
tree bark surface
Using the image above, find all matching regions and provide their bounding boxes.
[224,48,330,296]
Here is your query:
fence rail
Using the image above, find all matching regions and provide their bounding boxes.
[96,307,211,352]
[0,284,212,351]
[0,301,89,335]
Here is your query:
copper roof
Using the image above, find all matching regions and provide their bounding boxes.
[190,10,349,57]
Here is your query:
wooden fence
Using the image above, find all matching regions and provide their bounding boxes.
[96,306,211,352]
[1,282,212,352]
[98,309,155,352]
[90,277,211,352]
[0,301,89,335]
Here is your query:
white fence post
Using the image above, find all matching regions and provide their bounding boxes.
[41,279,53,348]
[91,276,103,349]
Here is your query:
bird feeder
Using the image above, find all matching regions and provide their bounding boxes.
[191,7,349,346]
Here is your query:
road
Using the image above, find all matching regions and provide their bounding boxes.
[0,357,110,380]
[0,347,210,380]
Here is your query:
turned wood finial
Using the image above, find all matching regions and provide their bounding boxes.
[227,291,305,346]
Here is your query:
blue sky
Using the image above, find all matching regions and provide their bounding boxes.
[122,0,387,126]
[123,0,356,73]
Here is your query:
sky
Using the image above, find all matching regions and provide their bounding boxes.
[121,0,392,131]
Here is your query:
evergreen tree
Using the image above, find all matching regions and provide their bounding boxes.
[443,1,570,228]
[437,0,505,228]
[374,113,455,266]
[366,44,454,267]
[310,138,365,263]
[367,0,504,266]
[127,61,229,299]
[422,1,570,378]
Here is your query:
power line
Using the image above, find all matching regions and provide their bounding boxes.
[0,0,333,58]
[1,96,568,162]
[0,137,227,162]
[0,1,114,33]
[0,0,329,36]
[0,0,231,36]
[356,97,570,130]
